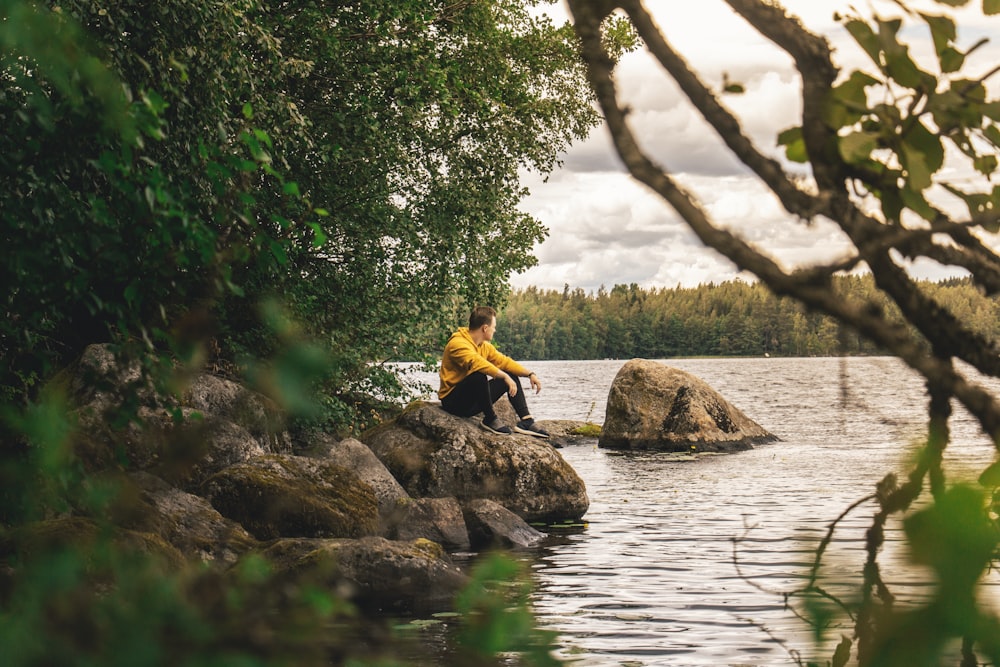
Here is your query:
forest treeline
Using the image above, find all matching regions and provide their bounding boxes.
[496,275,998,360]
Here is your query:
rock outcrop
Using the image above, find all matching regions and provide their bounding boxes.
[362,402,589,523]
[600,358,775,452]
[20,344,594,616]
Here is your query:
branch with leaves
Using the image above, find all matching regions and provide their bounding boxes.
[568,0,1000,664]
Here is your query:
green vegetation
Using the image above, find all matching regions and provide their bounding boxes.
[0,1,638,665]
[0,0,633,430]
[498,275,998,360]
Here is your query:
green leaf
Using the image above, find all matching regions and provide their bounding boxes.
[242,102,254,119]
[973,154,998,176]
[827,71,880,128]
[901,120,944,187]
[983,124,1000,148]
[307,222,327,247]
[904,484,996,591]
[920,13,956,55]
[838,131,879,164]
[270,240,288,266]
[939,46,965,73]
[900,185,938,221]
[777,126,808,163]
[844,19,881,66]
[980,459,1000,486]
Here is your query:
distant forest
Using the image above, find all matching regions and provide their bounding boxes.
[497,275,999,360]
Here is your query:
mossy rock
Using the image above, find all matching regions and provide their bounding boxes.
[201,455,379,540]
[363,403,589,523]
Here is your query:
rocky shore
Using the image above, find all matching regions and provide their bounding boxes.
[3,349,775,617]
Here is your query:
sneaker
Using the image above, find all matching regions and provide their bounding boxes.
[481,417,512,435]
[515,419,550,439]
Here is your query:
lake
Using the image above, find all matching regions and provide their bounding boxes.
[400,357,1000,666]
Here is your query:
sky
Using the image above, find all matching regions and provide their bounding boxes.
[511,0,1000,293]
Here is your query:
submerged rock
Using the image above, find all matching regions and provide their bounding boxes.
[362,403,589,523]
[600,359,775,452]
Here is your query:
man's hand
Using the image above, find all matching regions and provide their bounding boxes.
[501,372,518,397]
[528,372,542,394]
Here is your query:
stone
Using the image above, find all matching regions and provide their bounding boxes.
[74,405,269,489]
[599,358,776,452]
[301,434,411,520]
[0,516,186,570]
[362,403,589,524]
[385,496,470,552]
[184,373,292,453]
[257,536,468,614]
[462,498,546,549]
[200,454,379,540]
[129,471,257,563]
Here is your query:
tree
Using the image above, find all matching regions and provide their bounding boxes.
[0,0,634,429]
[568,0,1000,664]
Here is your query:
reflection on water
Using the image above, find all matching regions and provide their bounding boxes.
[405,357,1000,665]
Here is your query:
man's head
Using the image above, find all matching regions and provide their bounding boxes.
[469,306,497,342]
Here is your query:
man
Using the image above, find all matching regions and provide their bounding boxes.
[439,306,550,438]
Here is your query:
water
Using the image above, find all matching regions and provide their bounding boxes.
[402,357,1000,665]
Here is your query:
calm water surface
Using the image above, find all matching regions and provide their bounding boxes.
[405,357,1000,666]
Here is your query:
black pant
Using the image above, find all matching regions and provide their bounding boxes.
[441,372,529,423]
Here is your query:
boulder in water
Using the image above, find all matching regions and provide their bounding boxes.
[600,359,775,452]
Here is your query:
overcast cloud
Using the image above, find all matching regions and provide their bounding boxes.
[511,1,1000,292]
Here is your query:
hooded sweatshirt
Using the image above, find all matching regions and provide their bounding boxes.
[438,327,531,399]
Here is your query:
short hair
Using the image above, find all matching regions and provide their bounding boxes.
[469,306,496,330]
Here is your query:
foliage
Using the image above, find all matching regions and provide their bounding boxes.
[454,553,563,667]
[0,0,307,408]
[496,276,1000,360]
[567,0,1000,664]
[0,0,625,664]
[0,0,628,431]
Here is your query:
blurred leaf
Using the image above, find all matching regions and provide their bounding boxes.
[904,484,996,590]
[777,126,809,163]
[839,131,880,164]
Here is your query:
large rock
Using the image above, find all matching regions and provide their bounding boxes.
[463,499,547,549]
[73,405,270,489]
[301,434,411,520]
[129,471,257,563]
[184,374,292,453]
[362,403,589,524]
[600,359,775,452]
[65,345,295,488]
[384,496,471,551]
[258,536,468,614]
[200,455,379,540]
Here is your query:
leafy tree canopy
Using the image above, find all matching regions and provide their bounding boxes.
[0,0,634,430]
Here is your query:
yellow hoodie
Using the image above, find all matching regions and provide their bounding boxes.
[438,327,531,399]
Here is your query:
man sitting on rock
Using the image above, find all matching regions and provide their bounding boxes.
[438,306,549,438]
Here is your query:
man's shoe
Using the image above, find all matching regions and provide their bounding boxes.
[481,417,512,435]
[515,419,550,439]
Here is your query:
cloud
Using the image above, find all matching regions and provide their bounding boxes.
[514,0,1000,292]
